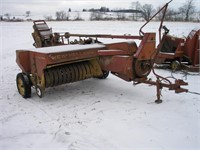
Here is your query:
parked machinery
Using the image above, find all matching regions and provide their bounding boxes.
[156,27,199,72]
[16,1,188,103]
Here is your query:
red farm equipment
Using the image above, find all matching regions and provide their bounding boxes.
[16,1,188,103]
[156,27,199,72]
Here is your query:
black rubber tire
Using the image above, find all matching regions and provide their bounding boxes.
[16,73,31,98]
[97,70,109,79]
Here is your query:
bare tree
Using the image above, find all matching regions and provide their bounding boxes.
[140,4,155,21]
[179,0,195,21]
[90,12,103,20]
[55,11,69,21]
[25,11,31,17]
[156,6,178,21]
[74,12,83,21]
[56,11,61,20]
[156,6,166,21]
[131,1,142,21]
[197,11,200,22]
[44,15,53,21]
[116,12,126,20]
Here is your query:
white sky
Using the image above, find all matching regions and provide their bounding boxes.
[1,0,200,16]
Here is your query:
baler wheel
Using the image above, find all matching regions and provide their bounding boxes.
[171,60,180,71]
[16,73,31,98]
[35,85,44,98]
[97,70,109,79]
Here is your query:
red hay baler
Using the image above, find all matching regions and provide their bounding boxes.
[16,1,188,103]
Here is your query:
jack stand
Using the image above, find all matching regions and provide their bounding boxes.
[155,77,163,104]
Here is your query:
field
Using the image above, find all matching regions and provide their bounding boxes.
[0,21,200,150]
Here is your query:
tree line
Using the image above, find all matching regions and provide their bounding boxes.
[88,0,199,22]
[1,0,199,22]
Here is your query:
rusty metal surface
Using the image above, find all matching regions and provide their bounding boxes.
[99,55,133,81]
[158,35,184,61]
[156,29,199,71]
[134,33,156,60]
[184,29,199,66]
[16,1,189,102]
[68,33,142,40]
[16,51,31,73]
[133,60,152,78]
[16,44,106,78]
[32,20,65,48]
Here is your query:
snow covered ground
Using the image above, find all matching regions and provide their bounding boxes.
[0,21,200,150]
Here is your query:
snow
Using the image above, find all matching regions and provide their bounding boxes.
[21,44,105,54]
[0,21,200,150]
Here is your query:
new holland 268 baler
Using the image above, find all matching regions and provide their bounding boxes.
[16,1,188,103]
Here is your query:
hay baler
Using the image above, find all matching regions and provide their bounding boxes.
[16,33,157,97]
[16,1,188,103]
